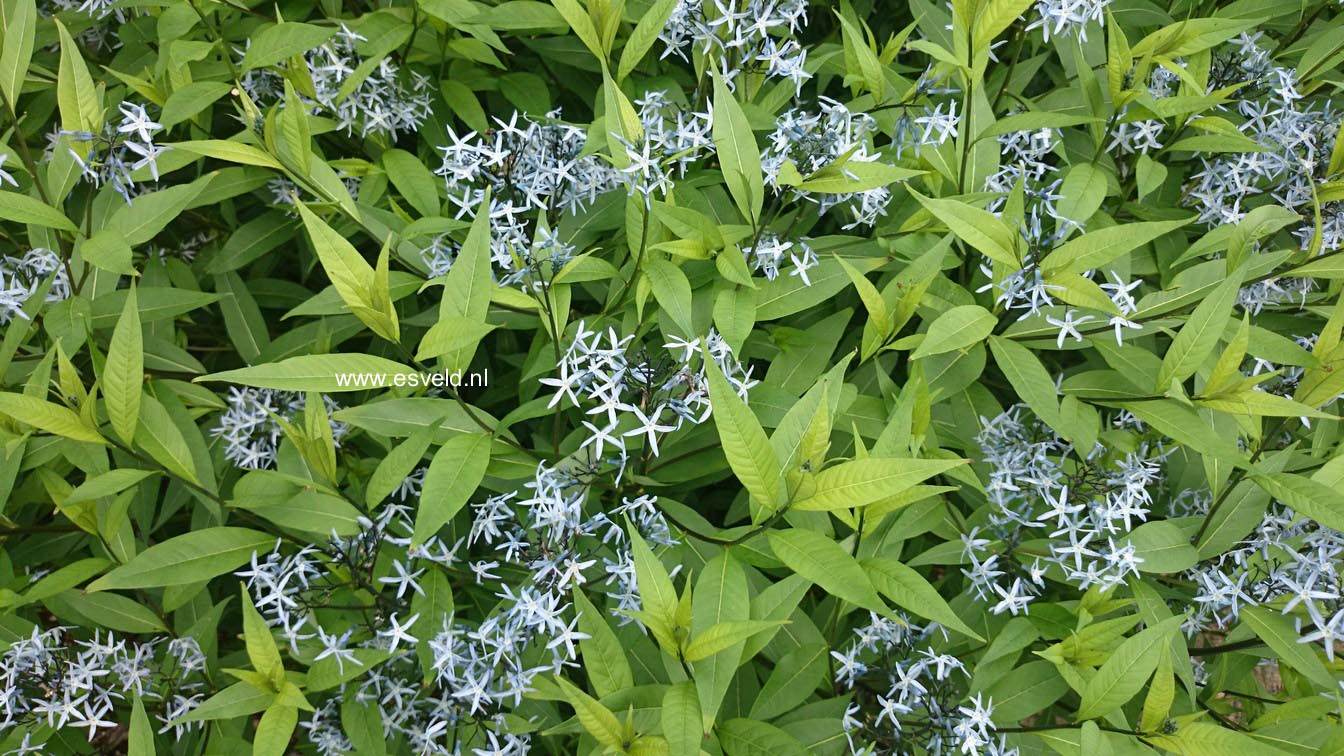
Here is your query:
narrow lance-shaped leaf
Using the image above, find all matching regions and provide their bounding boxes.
[711,71,764,226]
[704,350,782,521]
[104,283,142,444]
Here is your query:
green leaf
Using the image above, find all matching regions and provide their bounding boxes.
[78,228,134,275]
[46,590,167,633]
[989,335,1063,429]
[54,18,100,133]
[296,202,398,343]
[1041,219,1190,274]
[1139,644,1174,732]
[574,588,633,698]
[1124,521,1198,574]
[645,258,695,335]
[106,182,207,246]
[0,0,36,107]
[1241,606,1334,689]
[792,457,966,511]
[416,316,498,361]
[0,392,106,444]
[749,643,828,720]
[705,352,782,521]
[87,528,275,591]
[616,0,678,80]
[550,0,604,61]
[1075,615,1183,720]
[241,583,283,684]
[0,190,77,232]
[1155,265,1246,390]
[627,525,678,651]
[718,718,810,756]
[104,284,142,444]
[382,148,439,218]
[1248,472,1344,535]
[909,190,1019,268]
[241,22,336,70]
[65,468,156,505]
[437,192,495,374]
[712,72,764,226]
[684,619,783,661]
[128,696,153,756]
[412,432,492,545]
[861,557,983,640]
[974,0,1040,50]
[662,681,703,756]
[341,694,387,756]
[253,704,297,756]
[767,528,887,614]
[197,354,415,393]
[690,550,749,722]
[794,160,923,194]
[1056,163,1107,226]
[168,681,272,726]
[365,420,439,508]
[911,304,997,360]
[555,676,625,749]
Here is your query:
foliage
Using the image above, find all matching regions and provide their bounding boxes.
[0,0,1343,753]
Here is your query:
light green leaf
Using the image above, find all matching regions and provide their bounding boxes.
[1155,266,1246,390]
[382,148,439,218]
[1075,615,1183,720]
[412,432,492,545]
[909,190,1019,268]
[87,528,275,591]
[911,304,996,360]
[766,528,887,614]
[0,190,77,232]
[65,468,156,505]
[54,18,100,133]
[240,22,336,70]
[197,354,415,393]
[712,72,764,226]
[1056,163,1107,226]
[1248,472,1344,535]
[129,695,153,756]
[0,392,106,444]
[645,257,695,335]
[861,557,983,640]
[662,681,702,756]
[1124,521,1199,574]
[574,588,633,698]
[793,457,966,511]
[705,353,782,521]
[104,284,142,444]
[253,704,297,756]
[617,0,678,80]
[0,0,36,106]
[1041,219,1190,274]
[1241,606,1334,689]
[555,676,625,749]
[297,202,398,343]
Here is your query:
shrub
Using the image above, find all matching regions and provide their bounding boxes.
[0,0,1341,753]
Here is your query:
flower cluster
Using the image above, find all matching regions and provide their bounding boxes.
[211,387,350,469]
[0,248,69,325]
[965,406,1168,615]
[240,25,432,139]
[835,613,1016,756]
[64,103,167,203]
[659,0,812,93]
[763,98,896,229]
[0,627,208,742]
[542,324,754,478]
